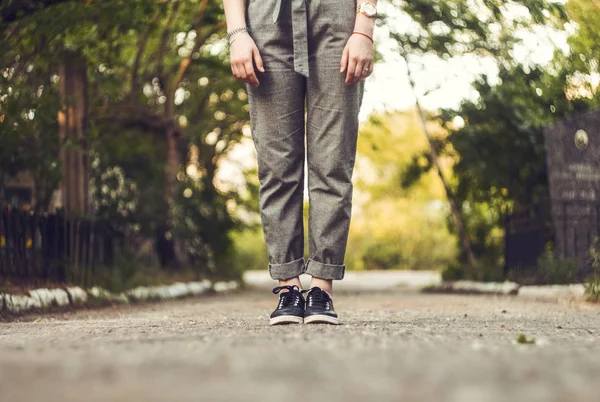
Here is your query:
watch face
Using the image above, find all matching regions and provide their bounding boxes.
[362,3,376,17]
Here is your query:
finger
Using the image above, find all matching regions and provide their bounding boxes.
[239,64,251,85]
[236,61,247,81]
[346,56,357,84]
[253,47,265,73]
[231,62,240,79]
[366,62,374,77]
[340,46,349,73]
[361,62,372,79]
[244,61,259,87]
[354,58,365,83]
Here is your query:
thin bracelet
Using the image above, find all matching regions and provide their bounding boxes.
[352,31,374,44]
[227,26,250,41]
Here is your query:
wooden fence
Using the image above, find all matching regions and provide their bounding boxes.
[0,207,119,287]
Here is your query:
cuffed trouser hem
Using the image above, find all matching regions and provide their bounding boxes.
[305,258,345,280]
[268,257,306,280]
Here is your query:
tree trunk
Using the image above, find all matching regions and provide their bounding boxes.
[57,53,89,276]
[156,89,186,269]
[403,55,479,278]
[164,93,179,210]
[57,53,89,216]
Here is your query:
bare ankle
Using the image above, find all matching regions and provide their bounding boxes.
[278,277,302,291]
[309,278,333,295]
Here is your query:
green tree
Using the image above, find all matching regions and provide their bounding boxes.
[1,1,251,275]
[348,111,458,271]
[397,0,600,277]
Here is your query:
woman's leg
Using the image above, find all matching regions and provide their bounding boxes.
[247,71,306,285]
[246,0,307,285]
[305,0,365,292]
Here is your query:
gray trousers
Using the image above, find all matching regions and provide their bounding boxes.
[246,0,363,281]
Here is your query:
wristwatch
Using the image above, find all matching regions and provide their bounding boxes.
[356,2,377,18]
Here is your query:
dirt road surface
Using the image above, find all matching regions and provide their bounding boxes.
[1,274,599,402]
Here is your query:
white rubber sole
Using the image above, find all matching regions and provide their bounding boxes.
[304,314,340,325]
[269,315,304,326]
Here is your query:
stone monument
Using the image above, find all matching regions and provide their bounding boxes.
[544,110,600,271]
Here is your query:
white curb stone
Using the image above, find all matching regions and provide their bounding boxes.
[29,288,70,308]
[52,289,71,307]
[66,287,88,305]
[26,291,44,309]
[4,295,35,313]
[447,281,521,295]
[517,284,586,301]
[27,289,46,308]
[213,281,239,293]
[187,280,211,295]
[89,287,129,304]
[167,283,189,299]
[126,286,152,301]
[1,278,236,314]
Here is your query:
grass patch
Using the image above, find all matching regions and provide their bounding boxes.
[586,239,600,303]
[585,274,600,303]
[516,334,536,345]
[537,251,579,285]
[421,285,443,293]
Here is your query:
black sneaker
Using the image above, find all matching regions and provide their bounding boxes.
[303,287,339,325]
[270,285,305,325]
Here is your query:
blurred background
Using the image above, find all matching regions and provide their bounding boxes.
[1,0,599,292]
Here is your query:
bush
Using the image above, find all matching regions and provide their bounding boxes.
[479,262,506,282]
[536,250,578,285]
[93,250,199,293]
[230,226,269,272]
[362,241,404,271]
[585,275,600,303]
[586,238,600,302]
[441,264,465,281]
[347,211,458,272]
[441,260,505,282]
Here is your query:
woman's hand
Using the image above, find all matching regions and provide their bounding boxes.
[230,32,265,87]
[340,33,374,85]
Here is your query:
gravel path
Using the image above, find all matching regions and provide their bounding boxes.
[1,286,599,402]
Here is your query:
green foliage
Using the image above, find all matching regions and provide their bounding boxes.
[567,0,600,73]
[441,263,465,281]
[441,261,505,282]
[89,115,165,236]
[516,334,536,345]
[437,56,598,273]
[395,0,600,276]
[350,111,458,271]
[386,0,581,278]
[93,249,198,293]
[537,250,579,285]
[93,250,142,293]
[174,174,237,279]
[230,226,269,273]
[585,275,600,303]
[401,151,434,189]
[390,0,567,60]
[3,0,600,286]
[586,238,600,302]
[1,0,251,279]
